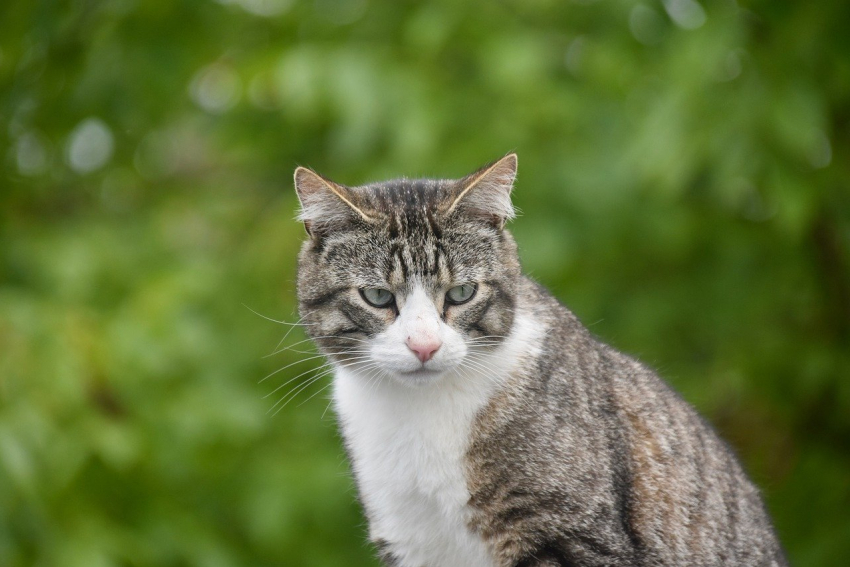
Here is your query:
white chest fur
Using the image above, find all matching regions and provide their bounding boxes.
[332,314,539,567]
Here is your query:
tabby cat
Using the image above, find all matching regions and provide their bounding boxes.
[292,154,787,566]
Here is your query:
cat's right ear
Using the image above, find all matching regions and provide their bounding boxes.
[293,167,372,238]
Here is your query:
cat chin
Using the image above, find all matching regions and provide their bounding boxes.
[388,367,448,387]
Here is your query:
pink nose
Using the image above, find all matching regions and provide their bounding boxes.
[406,337,441,363]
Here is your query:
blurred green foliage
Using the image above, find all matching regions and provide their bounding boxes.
[1,0,848,565]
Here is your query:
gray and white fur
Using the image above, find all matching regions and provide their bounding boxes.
[292,154,787,566]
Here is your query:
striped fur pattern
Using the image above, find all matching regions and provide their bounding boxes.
[293,154,787,566]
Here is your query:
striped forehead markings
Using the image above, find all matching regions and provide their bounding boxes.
[387,242,408,284]
[385,239,449,283]
[425,207,443,239]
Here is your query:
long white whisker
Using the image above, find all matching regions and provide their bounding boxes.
[265,334,370,358]
[263,363,334,399]
[297,382,334,408]
[273,314,311,351]
[258,354,329,383]
[322,398,335,420]
[270,373,330,415]
[243,304,315,326]
[262,351,375,386]
[271,358,383,415]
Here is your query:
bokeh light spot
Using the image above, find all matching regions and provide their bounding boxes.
[630,5,666,45]
[66,118,114,174]
[217,0,292,17]
[662,0,706,30]
[189,62,242,114]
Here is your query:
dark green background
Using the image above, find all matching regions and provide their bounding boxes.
[1,0,848,565]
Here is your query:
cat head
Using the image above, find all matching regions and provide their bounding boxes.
[294,154,521,386]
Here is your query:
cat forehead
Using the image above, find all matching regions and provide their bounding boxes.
[322,210,502,284]
[350,177,478,239]
[354,177,454,215]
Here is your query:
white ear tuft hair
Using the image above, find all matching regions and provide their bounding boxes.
[293,167,372,235]
[447,153,517,227]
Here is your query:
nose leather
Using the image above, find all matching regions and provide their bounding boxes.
[406,338,441,363]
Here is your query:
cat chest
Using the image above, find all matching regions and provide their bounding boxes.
[333,369,495,567]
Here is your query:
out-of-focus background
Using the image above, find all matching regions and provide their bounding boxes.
[1,0,848,565]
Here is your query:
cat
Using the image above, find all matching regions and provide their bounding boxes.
[292,154,787,567]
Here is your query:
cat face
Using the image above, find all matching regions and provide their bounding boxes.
[295,154,521,385]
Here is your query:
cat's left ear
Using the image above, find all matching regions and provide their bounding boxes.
[445,153,517,229]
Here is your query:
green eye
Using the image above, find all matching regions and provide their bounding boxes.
[360,288,394,308]
[446,283,477,305]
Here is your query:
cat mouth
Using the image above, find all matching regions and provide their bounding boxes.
[398,367,443,380]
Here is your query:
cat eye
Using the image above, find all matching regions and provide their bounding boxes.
[445,283,477,305]
[360,288,395,308]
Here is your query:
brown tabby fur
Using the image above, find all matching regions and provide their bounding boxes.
[293,154,787,566]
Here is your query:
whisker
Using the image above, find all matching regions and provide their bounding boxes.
[265,334,371,358]
[270,358,382,415]
[243,304,316,326]
[258,353,329,383]
[263,363,333,399]
[322,398,335,420]
[274,314,311,351]
[270,373,329,415]
[261,351,374,387]
[297,382,334,408]
[366,368,387,396]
